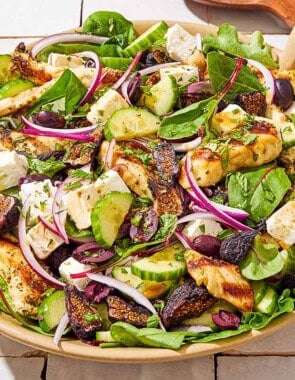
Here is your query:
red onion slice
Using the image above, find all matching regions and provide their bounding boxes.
[21,128,95,142]
[176,212,223,225]
[171,136,202,152]
[247,58,275,105]
[31,33,108,58]
[185,157,252,231]
[73,51,103,105]
[87,273,166,331]
[137,62,180,77]
[18,198,64,288]
[187,189,249,221]
[217,57,244,101]
[187,81,212,94]
[38,215,65,241]
[53,312,69,345]
[112,51,143,90]
[104,138,116,170]
[174,231,194,249]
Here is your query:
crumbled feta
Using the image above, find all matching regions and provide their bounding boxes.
[86,89,129,126]
[94,170,130,196]
[59,257,92,290]
[0,151,28,191]
[26,221,64,259]
[19,179,56,226]
[183,218,223,241]
[160,65,198,86]
[266,201,295,245]
[48,53,84,68]
[166,24,196,62]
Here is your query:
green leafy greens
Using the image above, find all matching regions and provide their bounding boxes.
[27,156,66,178]
[203,23,278,68]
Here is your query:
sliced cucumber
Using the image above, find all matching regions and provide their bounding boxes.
[95,331,116,343]
[131,243,186,281]
[0,55,12,83]
[91,191,133,248]
[250,280,268,305]
[144,75,178,116]
[280,122,295,149]
[104,107,160,141]
[112,266,172,299]
[280,246,295,276]
[255,286,278,314]
[183,300,237,331]
[0,79,34,100]
[124,21,168,56]
[38,290,66,333]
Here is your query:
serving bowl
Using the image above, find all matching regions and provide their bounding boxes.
[0,20,294,362]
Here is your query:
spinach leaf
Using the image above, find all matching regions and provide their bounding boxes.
[29,69,87,115]
[65,217,94,239]
[207,52,264,102]
[239,235,284,280]
[203,23,278,68]
[115,214,177,258]
[227,165,291,222]
[83,11,136,48]
[27,156,66,178]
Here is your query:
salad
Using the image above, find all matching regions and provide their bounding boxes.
[0,10,294,351]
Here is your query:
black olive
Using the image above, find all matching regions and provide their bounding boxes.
[273,78,294,111]
[32,111,66,129]
[0,194,20,233]
[145,52,158,67]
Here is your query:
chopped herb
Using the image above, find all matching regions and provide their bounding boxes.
[65,181,83,191]
[146,313,160,328]
[84,312,102,323]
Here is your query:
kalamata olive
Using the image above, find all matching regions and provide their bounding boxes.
[129,207,158,243]
[145,52,158,67]
[84,281,113,303]
[211,310,241,329]
[192,235,221,259]
[19,173,49,186]
[273,78,294,111]
[45,244,73,276]
[32,110,66,129]
[37,150,65,161]
[0,194,20,233]
[280,273,295,291]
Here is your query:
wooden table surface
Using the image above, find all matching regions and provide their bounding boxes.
[0,1,294,379]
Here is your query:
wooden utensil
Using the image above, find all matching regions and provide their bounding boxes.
[191,0,295,27]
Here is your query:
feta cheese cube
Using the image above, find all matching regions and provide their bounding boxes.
[48,53,84,68]
[65,183,100,230]
[86,89,129,126]
[59,257,92,290]
[166,24,196,62]
[26,221,64,259]
[94,170,130,197]
[160,65,199,86]
[183,218,223,241]
[212,105,246,134]
[19,179,56,226]
[266,201,295,245]
[65,170,130,230]
[0,151,28,191]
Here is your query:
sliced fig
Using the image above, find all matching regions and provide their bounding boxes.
[235,91,266,116]
[106,295,151,327]
[149,179,183,216]
[63,141,100,167]
[65,285,102,340]
[161,280,216,328]
[152,142,179,185]
[0,194,20,233]
[129,207,158,243]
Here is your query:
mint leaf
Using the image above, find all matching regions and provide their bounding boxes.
[239,235,284,280]
[203,23,278,68]
[27,156,66,178]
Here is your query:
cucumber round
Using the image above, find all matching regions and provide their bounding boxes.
[131,244,186,281]
[251,280,268,305]
[0,79,34,100]
[255,286,278,314]
[112,266,172,299]
[104,107,160,141]
[124,21,168,56]
[38,290,66,333]
[91,191,133,248]
[144,75,178,116]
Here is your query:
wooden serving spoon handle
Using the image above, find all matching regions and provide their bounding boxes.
[192,0,295,27]
[279,27,295,69]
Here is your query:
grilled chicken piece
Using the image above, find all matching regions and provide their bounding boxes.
[0,240,49,318]
[0,129,71,155]
[65,285,102,341]
[153,142,179,185]
[161,280,216,328]
[185,249,254,312]
[179,121,282,187]
[279,146,295,175]
[106,295,151,327]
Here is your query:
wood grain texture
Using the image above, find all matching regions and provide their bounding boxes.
[192,0,295,27]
